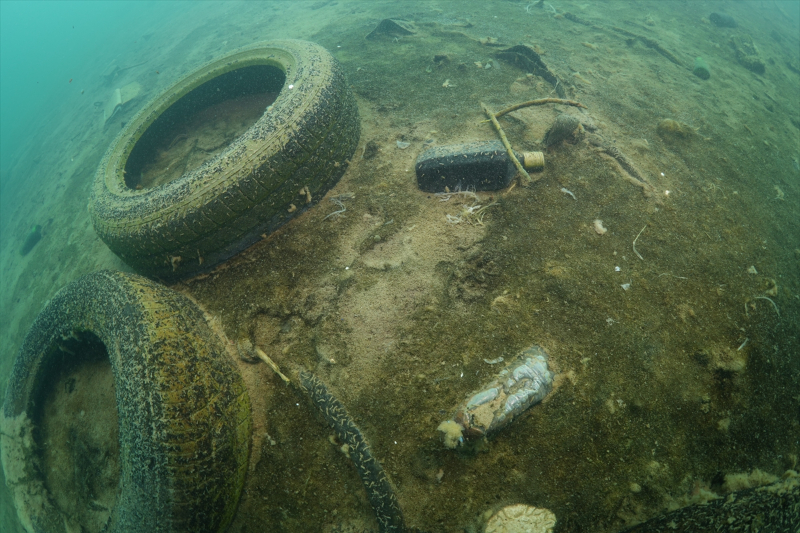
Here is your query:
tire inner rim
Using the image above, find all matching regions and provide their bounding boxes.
[32,331,119,533]
[124,65,285,190]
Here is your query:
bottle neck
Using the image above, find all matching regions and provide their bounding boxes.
[519,151,545,171]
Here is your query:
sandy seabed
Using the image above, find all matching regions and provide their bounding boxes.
[1,1,799,532]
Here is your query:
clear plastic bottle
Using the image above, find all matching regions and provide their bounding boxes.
[437,345,555,448]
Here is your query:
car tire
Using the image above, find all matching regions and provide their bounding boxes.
[1,270,252,533]
[90,40,360,281]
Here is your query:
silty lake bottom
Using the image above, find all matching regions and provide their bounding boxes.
[0,1,798,532]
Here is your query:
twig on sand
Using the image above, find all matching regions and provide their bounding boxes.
[479,98,587,186]
[492,98,587,119]
[632,225,647,260]
[481,102,531,184]
[753,296,780,317]
[255,347,291,384]
[324,194,354,220]
[737,338,749,351]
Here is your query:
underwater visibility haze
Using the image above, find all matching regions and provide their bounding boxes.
[1,1,799,532]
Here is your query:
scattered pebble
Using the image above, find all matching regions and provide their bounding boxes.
[396,141,410,149]
[593,219,608,235]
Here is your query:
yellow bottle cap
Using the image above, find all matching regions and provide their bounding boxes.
[522,151,545,171]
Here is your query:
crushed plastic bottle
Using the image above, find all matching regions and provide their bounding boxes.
[438,345,555,448]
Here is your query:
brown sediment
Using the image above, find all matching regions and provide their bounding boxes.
[3,2,800,532]
[563,11,683,67]
[610,27,683,66]
[588,135,656,195]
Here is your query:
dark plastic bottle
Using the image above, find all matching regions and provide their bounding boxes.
[415,140,544,193]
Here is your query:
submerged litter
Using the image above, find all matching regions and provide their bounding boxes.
[438,345,555,448]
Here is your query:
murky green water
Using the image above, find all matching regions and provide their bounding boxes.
[1,1,798,532]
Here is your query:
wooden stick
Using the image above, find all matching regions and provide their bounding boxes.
[255,347,291,384]
[481,102,531,183]
[632,225,647,261]
[493,98,587,118]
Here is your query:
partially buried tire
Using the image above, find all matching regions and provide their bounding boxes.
[90,40,360,281]
[0,270,252,533]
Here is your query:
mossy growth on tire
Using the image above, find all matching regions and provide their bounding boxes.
[0,270,252,533]
[90,40,360,281]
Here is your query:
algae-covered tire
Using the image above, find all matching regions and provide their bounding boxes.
[0,270,252,533]
[89,39,360,281]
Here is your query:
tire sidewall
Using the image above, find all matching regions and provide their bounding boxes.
[89,40,359,280]
[1,270,252,533]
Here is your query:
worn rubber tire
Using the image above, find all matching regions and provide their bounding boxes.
[0,270,252,533]
[90,39,360,281]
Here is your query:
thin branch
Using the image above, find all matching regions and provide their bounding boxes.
[633,225,647,260]
[481,102,531,183]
